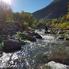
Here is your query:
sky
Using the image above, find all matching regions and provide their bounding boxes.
[11,0,53,13]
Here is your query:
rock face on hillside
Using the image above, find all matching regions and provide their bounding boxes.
[33,0,69,19]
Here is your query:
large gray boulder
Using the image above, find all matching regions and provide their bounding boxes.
[2,39,21,53]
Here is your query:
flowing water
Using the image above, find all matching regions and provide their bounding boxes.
[0,29,69,69]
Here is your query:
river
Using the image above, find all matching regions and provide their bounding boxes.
[0,29,69,69]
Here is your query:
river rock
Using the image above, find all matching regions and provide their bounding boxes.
[28,32,42,39]
[26,36,36,42]
[21,32,36,42]
[42,61,68,69]
[57,35,65,40]
[2,39,21,53]
[33,32,42,39]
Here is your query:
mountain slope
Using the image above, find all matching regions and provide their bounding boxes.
[33,0,69,19]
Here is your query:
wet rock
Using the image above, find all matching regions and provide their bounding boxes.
[48,59,69,65]
[42,61,68,69]
[26,36,36,42]
[45,30,51,34]
[33,32,42,39]
[28,32,42,39]
[20,32,36,42]
[20,31,42,42]
[58,30,65,34]
[57,35,65,40]
[2,39,21,53]
[58,37,64,40]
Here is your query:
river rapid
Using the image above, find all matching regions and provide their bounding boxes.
[0,29,69,69]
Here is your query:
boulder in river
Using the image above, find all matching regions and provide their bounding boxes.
[26,35,36,42]
[19,32,36,42]
[27,31,42,39]
[42,61,68,69]
[33,32,42,39]
[2,39,22,53]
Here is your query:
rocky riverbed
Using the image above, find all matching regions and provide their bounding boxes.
[0,29,69,69]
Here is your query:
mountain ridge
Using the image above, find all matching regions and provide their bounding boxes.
[33,0,69,19]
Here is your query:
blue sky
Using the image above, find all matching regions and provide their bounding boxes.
[11,0,53,13]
